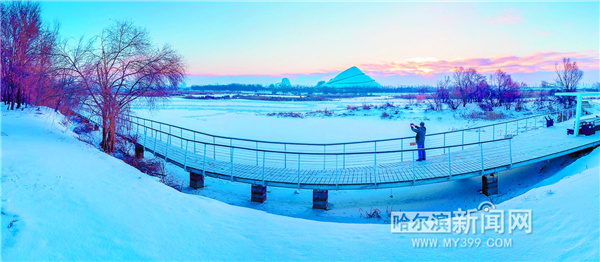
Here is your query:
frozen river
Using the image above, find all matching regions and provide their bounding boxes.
[129,96,510,144]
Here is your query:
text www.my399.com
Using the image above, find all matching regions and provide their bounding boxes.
[412,238,513,248]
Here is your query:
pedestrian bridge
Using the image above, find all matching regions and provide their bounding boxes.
[122,109,600,198]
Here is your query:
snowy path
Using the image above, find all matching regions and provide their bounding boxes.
[132,118,600,189]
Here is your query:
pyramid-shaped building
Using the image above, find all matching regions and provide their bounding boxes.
[322,66,382,88]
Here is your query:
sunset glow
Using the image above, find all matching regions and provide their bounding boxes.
[41,1,600,86]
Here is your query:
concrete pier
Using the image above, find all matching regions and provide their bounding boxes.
[482,173,498,196]
[313,189,328,210]
[251,184,267,203]
[190,171,205,189]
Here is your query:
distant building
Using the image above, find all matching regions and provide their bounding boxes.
[321,66,382,88]
[271,78,292,88]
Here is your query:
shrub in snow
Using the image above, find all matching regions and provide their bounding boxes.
[359,207,382,219]
[461,111,507,121]
[380,112,390,119]
[378,102,395,109]
[266,112,304,118]
[479,103,493,112]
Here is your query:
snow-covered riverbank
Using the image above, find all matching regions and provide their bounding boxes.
[1,107,598,260]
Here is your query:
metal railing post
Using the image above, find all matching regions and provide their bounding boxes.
[443,134,446,154]
[230,147,234,182]
[256,142,259,166]
[193,133,196,153]
[480,143,484,173]
[183,140,188,170]
[143,126,147,151]
[412,151,415,185]
[373,153,377,185]
[284,144,287,168]
[461,131,465,150]
[516,120,519,135]
[262,151,266,184]
[180,128,183,147]
[448,147,452,179]
[297,154,301,189]
[343,144,346,169]
[478,128,481,142]
[505,122,508,137]
[323,145,326,170]
[509,139,513,167]
[165,135,170,161]
[525,118,528,133]
[401,139,404,161]
[374,142,377,185]
[493,124,495,140]
[153,130,158,157]
[213,137,216,160]
[335,168,340,189]
[202,143,207,176]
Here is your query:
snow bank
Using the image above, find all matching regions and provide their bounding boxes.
[1,107,598,260]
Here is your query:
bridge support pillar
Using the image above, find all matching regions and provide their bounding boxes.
[190,171,204,189]
[482,173,498,196]
[313,189,328,210]
[135,144,144,159]
[251,184,267,203]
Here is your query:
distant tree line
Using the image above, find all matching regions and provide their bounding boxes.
[430,58,585,112]
[190,83,435,95]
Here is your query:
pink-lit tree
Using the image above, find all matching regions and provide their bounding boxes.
[487,69,523,109]
[58,21,185,154]
[451,67,487,107]
[1,1,58,110]
[554,58,583,107]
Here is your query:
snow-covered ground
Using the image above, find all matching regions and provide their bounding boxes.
[1,106,598,260]
[129,97,554,143]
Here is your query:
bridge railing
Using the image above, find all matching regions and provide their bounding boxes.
[124,118,515,182]
[121,108,577,169]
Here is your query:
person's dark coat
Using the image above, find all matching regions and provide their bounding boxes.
[411,126,426,145]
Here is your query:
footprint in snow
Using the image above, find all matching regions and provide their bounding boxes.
[1,211,21,248]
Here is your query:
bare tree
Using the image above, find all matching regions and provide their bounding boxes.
[487,70,509,107]
[554,58,583,107]
[452,67,487,107]
[487,69,523,109]
[58,21,185,154]
[432,76,450,111]
[1,1,58,110]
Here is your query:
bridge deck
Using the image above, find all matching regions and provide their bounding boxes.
[136,120,600,190]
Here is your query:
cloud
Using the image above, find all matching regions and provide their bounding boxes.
[185,51,600,86]
[486,9,524,25]
[359,51,600,78]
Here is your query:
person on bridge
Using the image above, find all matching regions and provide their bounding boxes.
[411,122,427,161]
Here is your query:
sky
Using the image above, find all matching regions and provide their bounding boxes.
[41,1,600,87]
